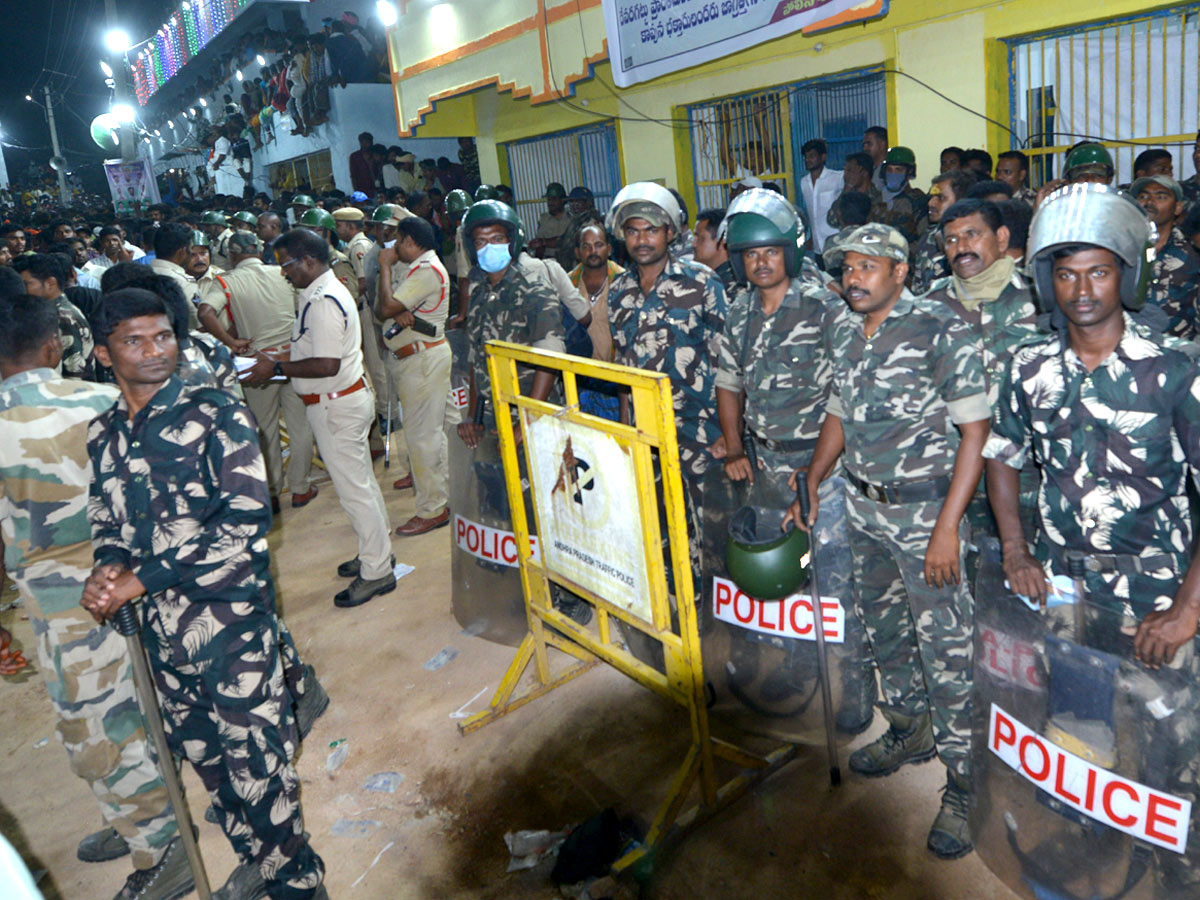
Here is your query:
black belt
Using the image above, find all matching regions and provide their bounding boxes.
[749,433,815,454]
[846,470,951,505]
[1056,548,1179,577]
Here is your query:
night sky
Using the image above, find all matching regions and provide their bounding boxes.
[0,1,168,191]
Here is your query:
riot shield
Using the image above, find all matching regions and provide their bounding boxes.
[448,427,536,646]
[445,327,470,427]
[971,537,1200,899]
[699,467,876,745]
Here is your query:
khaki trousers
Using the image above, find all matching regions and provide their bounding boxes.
[243,381,314,497]
[305,387,393,580]
[383,342,452,518]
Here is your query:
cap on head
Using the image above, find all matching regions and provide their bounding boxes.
[350,191,368,202]
[332,206,365,222]
[544,183,567,199]
[822,223,909,271]
[1130,174,1183,203]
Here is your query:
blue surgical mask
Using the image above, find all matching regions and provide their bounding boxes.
[884,171,908,192]
[477,242,512,273]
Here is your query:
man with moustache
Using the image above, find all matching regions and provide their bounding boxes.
[1133,174,1200,339]
[790,223,988,860]
[922,199,1040,579]
[910,170,978,295]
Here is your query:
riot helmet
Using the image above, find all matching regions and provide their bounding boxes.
[720,188,804,282]
[462,200,523,265]
[725,505,810,601]
[1026,183,1156,312]
[606,182,682,236]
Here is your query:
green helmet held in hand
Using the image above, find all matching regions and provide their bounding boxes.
[725,505,810,601]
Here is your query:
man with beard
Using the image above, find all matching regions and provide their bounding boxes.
[910,169,978,295]
[568,221,624,364]
[799,139,843,252]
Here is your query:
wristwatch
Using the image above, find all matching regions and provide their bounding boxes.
[273,361,284,379]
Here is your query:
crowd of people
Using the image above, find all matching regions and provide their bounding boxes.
[3,121,1200,900]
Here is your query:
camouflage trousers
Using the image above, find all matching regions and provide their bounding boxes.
[146,609,324,900]
[25,596,177,870]
[845,490,974,777]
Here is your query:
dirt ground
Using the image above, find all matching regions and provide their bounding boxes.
[0,457,1024,900]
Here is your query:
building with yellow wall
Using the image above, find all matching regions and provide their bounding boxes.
[386,0,1200,227]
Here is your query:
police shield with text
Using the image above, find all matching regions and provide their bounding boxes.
[974,183,1200,897]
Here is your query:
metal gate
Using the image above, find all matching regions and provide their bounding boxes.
[687,68,885,212]
[1007,7,1200,186]
[504,122,622,239]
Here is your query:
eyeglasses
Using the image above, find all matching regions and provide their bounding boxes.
[280,258,298,268]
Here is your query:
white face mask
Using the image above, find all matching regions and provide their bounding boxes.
[383,239,396,249]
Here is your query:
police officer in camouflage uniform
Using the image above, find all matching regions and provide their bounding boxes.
[0,294,187,900]
[12,255,95,380]
[1133,174,1200,338]
[922,198,1040,576]
[715,189,876,732]
[608,182,728,512]
[872,147,928,251]
[909,169,977,295]
[793,223,989,859]
[457,200,565,445]
[84,287,328,900]
[985,183,1200,886]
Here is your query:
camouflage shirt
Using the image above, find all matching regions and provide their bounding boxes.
[921,269,1040,405]
[466,258,566,408]
[715,275,843,449]
[985,314,1200,587]
[87,376,275,667]
[909,226,949,296]
[609,257,728,460]
[825,290,990,485]
[185,332,241,397]
[0,370,119,615]
[1145,227,1200,339]
[871,185,928,250]
[55,294,95,381]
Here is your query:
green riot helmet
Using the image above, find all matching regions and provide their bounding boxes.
[371,203,398,224]
[883,146,917,169]
[189,229,210,248]
[1026,182,1156,313]
[721,188,804,282]
[201,210,227,226]
[1064,142,1115,183]
[298,207,338,232]
[462,199,524,264]
[445,189,472,217]
[725,505,810,601]
[231,210,258,228]
[544,182,567,199]
[291,193,316,210]
[474,184,499,202]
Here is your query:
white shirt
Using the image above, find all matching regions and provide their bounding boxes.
[800,167,844,250]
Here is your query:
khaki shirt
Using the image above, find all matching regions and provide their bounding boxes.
[331,249,361,304]
[213,227,234,270]
[290,268,364,395]
[150,257,200,329]
[347,232,372,280]
[199,258,294,351]
[384,250,449,350]
[535,210,571,242]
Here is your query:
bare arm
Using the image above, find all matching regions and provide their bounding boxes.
[197,304,248,354]
[717,386,753,482]
[924,419,988,588]
[986,458,1047,602]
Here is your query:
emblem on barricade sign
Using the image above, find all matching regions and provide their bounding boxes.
[453,513,540,568]
[988,703,1192,853]
[712,575,845,643]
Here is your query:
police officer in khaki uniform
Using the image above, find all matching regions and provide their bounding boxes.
[199,230,318,508]
[244,229,395,608]
[335,207,373,295]
[377,216,453,535]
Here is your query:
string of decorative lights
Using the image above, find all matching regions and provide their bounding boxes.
[132,0,252,105]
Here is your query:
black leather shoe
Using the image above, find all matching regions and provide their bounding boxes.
[335,558,361,578]
[334,572,397,608]
[78,826,129,863]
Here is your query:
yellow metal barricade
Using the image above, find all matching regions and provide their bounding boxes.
[459,341,794,874]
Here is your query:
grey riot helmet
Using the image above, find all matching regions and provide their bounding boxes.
[606,182,682,236]
[1026,183,1157,313]
[720,188,805,282]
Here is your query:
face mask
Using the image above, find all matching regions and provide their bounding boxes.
[383,239,395,249]
[884,171,908,192]
[477,242,512,273]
